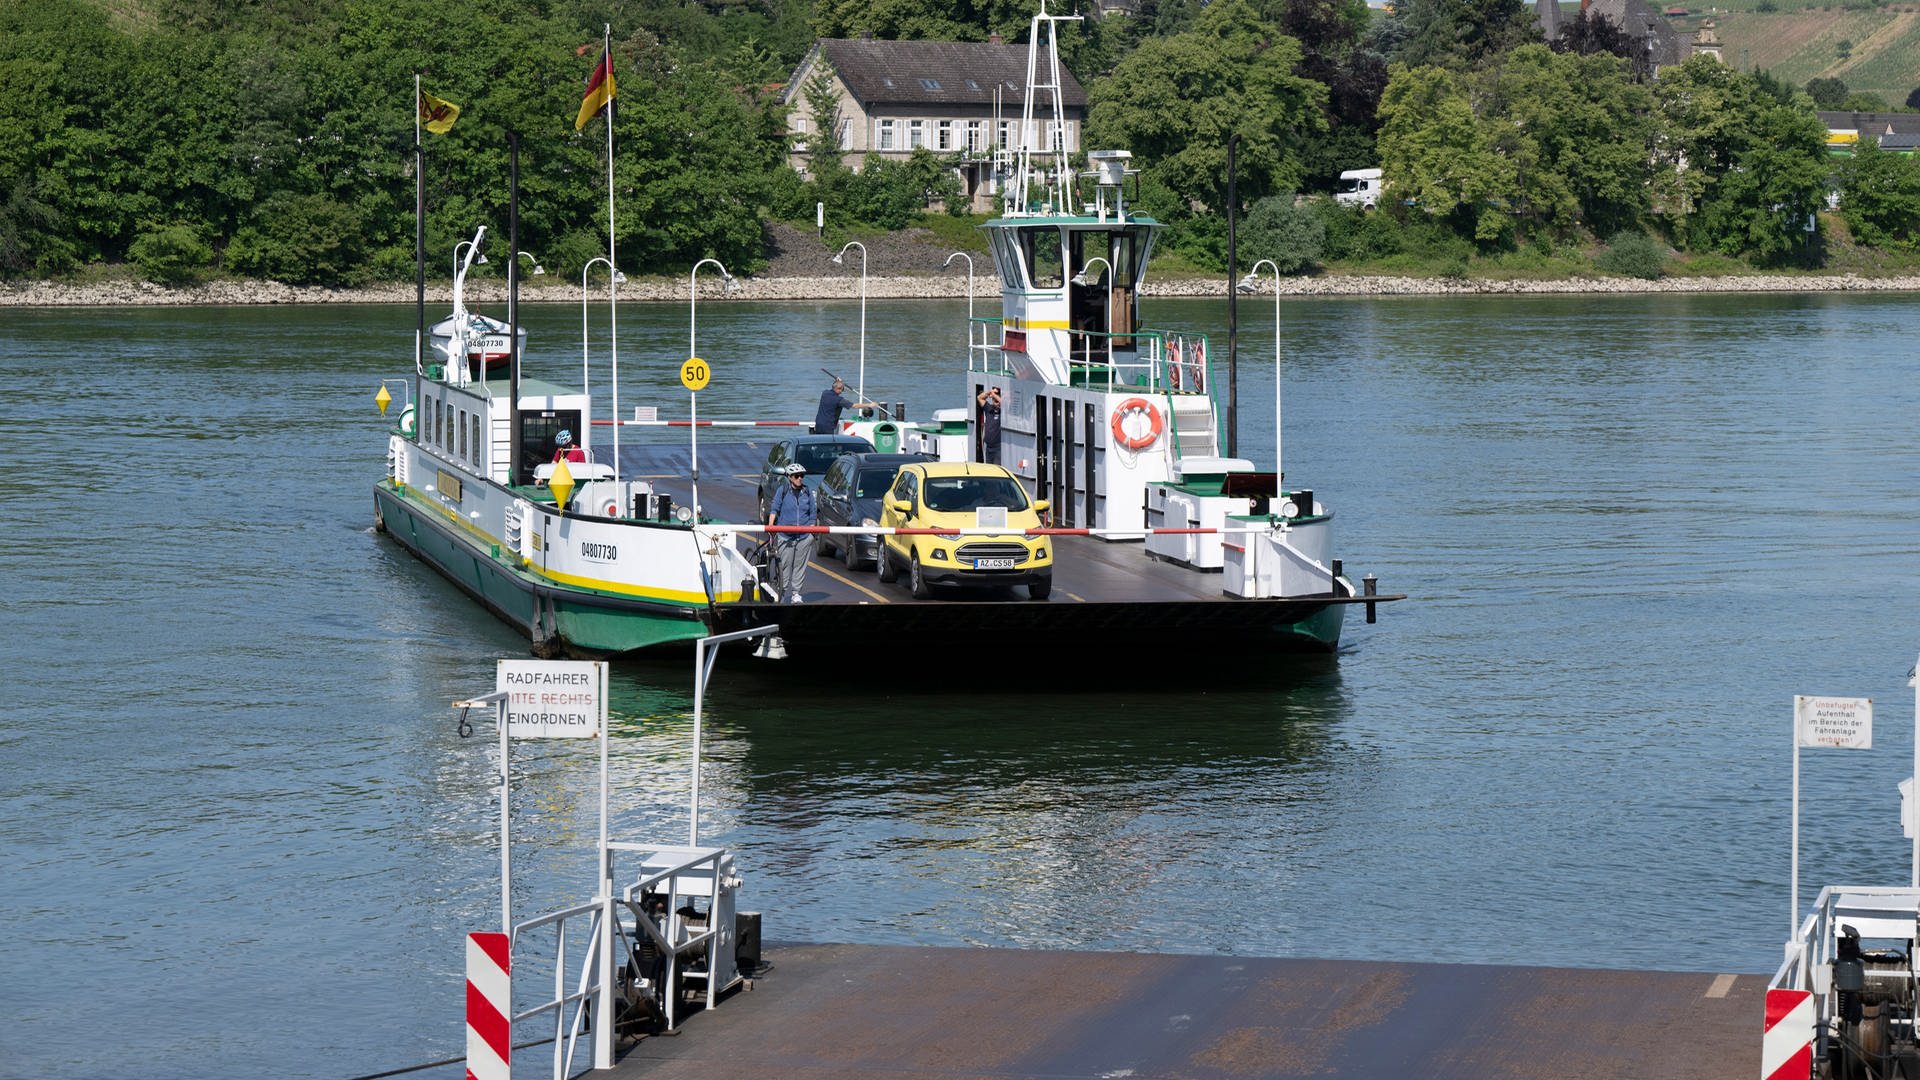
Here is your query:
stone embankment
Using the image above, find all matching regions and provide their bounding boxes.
[6,272,1920,306]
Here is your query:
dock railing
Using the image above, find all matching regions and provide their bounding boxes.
[507,899,609,1080]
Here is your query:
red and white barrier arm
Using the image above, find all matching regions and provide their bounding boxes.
[735,524,1290,537]
[589,418,809,427]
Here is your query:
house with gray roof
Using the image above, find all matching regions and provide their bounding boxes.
[781,37,1088,212]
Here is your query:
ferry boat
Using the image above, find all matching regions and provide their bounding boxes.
[371,4,1396,662]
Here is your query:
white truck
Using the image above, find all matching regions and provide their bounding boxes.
[1334,167,1383,209]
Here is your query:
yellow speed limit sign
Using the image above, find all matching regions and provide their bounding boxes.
[680,356,711,392]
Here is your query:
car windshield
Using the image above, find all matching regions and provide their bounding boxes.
[855,470,899,498]
[923,476,1028,513]
[797,443,860,472]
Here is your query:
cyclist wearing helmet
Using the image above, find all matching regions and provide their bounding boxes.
[765,461,817,602]
[552,428,586,464]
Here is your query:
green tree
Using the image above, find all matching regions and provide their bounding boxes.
[1377,64,1512,239]
[1382,0,1534,70]
[1839,138,1920,248]
[1651,56,1828,261]
[1085,0,1327,217]
[801,62,846,177]
[1804,76,1849,108]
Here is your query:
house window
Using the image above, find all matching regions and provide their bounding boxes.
[909,120,925,149]
[878,119,896,150]
[937,120,952,150]
[1046,122,1066,152]
[837,119,850,149]
[920,78,940,90]
[997,120,1012,151]
[966,121,983,152]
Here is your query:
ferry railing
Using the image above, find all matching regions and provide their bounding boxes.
[695,526,766,603]
[966,317,1214,400]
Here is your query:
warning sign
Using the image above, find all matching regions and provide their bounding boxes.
[1794,695,1872,750]
[497,659,605,739]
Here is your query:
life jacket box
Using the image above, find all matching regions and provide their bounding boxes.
[1146,458,1255,569]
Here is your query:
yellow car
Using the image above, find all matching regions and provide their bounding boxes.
[877,462,1052,600]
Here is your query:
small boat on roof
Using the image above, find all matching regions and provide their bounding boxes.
[427,225,526,376]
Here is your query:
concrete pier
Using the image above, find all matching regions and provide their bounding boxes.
[609,943,1761,1079]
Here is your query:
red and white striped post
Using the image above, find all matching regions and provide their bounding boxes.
[466,931,511,1080]
[1761,987,1813,1080]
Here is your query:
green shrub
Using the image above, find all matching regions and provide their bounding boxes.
[225,193,366,286]
[1240,195,1325,274]
[129,223,212,285]
[1595,230,1667,278]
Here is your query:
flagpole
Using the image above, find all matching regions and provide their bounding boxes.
[603,25,621,487]
[414,74,425,395]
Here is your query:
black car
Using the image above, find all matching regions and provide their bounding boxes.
[817,451,933,570]
[755,434,874,521]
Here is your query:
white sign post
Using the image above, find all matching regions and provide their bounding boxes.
[1792,694,1873,942]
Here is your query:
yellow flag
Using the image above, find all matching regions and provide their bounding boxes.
[419,90,460,135]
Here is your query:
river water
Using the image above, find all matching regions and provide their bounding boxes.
[3,291,1917,1077]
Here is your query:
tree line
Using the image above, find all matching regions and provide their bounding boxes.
[4,0,1919,286]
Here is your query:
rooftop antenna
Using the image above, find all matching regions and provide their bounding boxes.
[1004,0,1082,217]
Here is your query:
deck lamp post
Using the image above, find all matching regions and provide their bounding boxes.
[453,240,487,281]
[831,241,868,403]
[516,251,545,277]
[1237,259,1283,486]
[944,251,975,364]
[688,258,737,523]
[581,257,623,473]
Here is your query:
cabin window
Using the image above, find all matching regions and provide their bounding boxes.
[1022,228,1063,290]
[989,231,1021,290]
[878,119,896,150]
[458,408,468,460]
[470,414,482,466]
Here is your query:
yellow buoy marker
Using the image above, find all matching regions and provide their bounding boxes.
[375,384,392,414]
[680,356,711,392]
[549,457,575,510]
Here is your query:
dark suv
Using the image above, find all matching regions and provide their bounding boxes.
[755,434,874,521]
[817,451,933,569]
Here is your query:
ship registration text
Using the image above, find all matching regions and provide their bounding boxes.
[580,541,618,560]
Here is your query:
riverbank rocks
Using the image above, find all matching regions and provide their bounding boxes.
[6,271,1920,306]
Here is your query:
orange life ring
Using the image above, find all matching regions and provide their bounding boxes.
[1110,397,1163,450]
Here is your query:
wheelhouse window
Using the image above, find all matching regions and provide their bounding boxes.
[1022,228,1064,290]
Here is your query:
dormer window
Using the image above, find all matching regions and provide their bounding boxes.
[920,78,940,90]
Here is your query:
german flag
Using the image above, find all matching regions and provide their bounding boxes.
[418,90,460,135]
[574,45,616,131]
